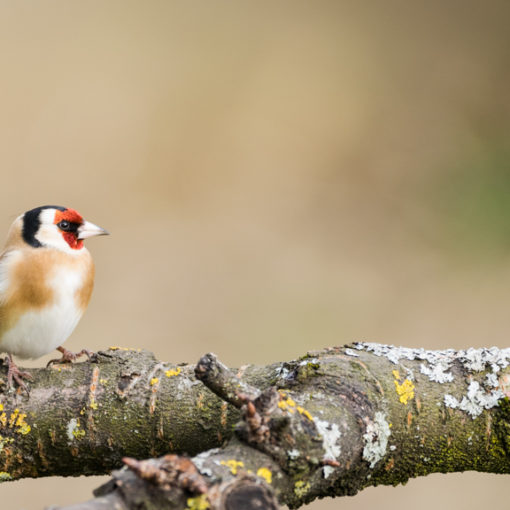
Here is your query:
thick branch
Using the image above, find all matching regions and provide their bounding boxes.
[0,348,241,480]
[47,344,510,509]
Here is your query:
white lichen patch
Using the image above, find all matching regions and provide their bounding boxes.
[356,343,510,382]
[362,412,391,468]
[486,372,499,388]
[66,418,80,442]
[323,465,335,479]
[444,381,504,418]
[299,358,319,367]
[193,448,220,477]
[345,348,360,357]
[288,449,300,460]
[443,394,459,409]
[275,366,291,380]
[314,418,341,478]
[419,360,454,383]
[356,343,510,419]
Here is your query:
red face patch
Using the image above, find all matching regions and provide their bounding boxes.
[53,208,83,225]
[54,208,84,250]
[62,232,84,250]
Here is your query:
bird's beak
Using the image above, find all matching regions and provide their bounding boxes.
[77,221,110,240]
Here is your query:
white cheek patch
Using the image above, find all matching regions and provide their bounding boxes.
[37,209,62,248]
[36,224,71,252]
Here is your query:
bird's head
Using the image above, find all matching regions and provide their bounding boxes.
[19,205,109,252]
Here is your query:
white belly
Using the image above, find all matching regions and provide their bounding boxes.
[0,266,85,359]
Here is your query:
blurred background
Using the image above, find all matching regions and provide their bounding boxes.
[1,1,510,508]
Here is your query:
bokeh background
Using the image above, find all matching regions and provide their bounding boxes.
[1,1,510,508]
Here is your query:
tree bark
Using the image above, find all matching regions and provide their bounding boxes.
[1,344,509,509]
[0,348,240,480]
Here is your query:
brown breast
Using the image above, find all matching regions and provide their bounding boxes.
[0,247,94,338]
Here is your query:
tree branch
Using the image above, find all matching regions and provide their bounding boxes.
[0,348,239,480]
[32,343,510,509]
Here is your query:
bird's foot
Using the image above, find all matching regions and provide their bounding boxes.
[47,347,94,367]
[4,355,32,394]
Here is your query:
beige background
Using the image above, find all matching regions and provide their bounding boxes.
[1,1,510,508]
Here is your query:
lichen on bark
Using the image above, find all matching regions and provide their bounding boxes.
[0,343,509,509]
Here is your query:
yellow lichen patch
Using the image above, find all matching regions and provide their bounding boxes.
[278,394,314,421]
[278,399,295,413]
[14,412,31,435]
[3,408,31,435]
[68,418,86,440]
[393,372,415,405]
[294,480,311,498]
[99,378,108,385]
[89,399,98,410]
[73,427,85,439]
[150,377,159,386]
[8,410,17,428]
[278,395,298,413]
[0,471,12,481]
[220,459,244,475]
[73,428,85,440]
[165,367,181,377]
[256,467,272,484]
[108,346,142,352]
[296,406,314,421]
[187,495,210,510]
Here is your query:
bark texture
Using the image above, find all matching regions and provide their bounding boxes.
[0,348,240,480]
[1,344,510,509]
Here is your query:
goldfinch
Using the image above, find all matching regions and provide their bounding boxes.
[0,205,108,391]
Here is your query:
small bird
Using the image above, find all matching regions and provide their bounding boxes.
[0,205,109,392]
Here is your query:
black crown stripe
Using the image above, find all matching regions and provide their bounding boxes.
[22,205,66,248]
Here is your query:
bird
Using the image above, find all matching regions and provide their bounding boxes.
[0,205,109,392]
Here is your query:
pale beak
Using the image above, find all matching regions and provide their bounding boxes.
[77,221,110,240]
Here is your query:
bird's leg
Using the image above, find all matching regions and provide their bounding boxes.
[4,354,32,394]
[47,346,94,367]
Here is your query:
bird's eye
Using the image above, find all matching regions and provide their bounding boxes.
[58,221,70,231]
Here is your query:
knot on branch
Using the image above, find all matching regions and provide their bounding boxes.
[123,454,208,495]
[195,353,338,478]
[237,388,283,444]
[235,389,327,476]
